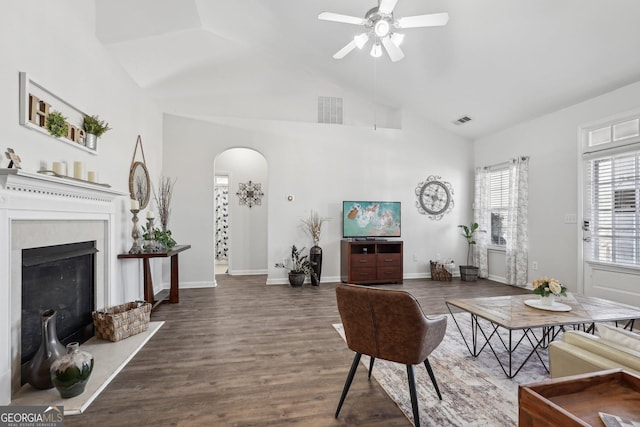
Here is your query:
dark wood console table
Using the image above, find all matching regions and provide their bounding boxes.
[118,244,191,309]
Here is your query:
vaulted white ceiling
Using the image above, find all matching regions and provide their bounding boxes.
[95,0,640,139]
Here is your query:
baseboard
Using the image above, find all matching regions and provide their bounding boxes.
[161,281,216,290]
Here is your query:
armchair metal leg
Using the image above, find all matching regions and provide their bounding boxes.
[424,358,442,400]
[406,364,420,427]
[335,353,362,418]
[368,356,375,379]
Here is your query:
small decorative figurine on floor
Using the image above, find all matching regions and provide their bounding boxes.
[5,148,22,169]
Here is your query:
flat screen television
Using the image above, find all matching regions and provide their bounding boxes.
[342,201,401,239]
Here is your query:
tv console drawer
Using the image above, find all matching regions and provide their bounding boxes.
[351,267,377,281]
[376,253,401,266]
[351,254,376,267]
[377,266,402,280]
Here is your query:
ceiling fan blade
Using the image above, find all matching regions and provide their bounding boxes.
[318,12,366,26]
[381,36,405,62]
[333,40,358,59]
[378,0,399,15]
[396,12,449,29]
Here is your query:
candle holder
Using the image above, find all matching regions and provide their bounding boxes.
[129,209,143,254]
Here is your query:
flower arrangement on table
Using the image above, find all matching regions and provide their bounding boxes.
[532,277,567,298]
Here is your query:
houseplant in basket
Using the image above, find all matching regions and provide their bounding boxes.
[458,222,481,281]
[275,245,317,287]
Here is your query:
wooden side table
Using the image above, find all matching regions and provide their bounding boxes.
[118,244,191,309]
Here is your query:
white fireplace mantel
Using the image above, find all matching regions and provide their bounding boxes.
[0,168,128,405]
[0,168,126,202]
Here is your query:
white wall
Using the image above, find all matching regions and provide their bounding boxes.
[0,0,163,302]
[163,110,473,285]
[474,80,640,292]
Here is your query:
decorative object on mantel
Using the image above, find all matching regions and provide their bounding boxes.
[37,169,111,188]
[129,199,143,254]
[301,210,330,286]
[50,342,94,399]
[25,309,65,390]
[153,175,176,232]
[415,175,454,220]
[19,72,99,155]
[5,147,22,168]
[128,135,151,209]
[82,115,111,150]
[236,180,264,208]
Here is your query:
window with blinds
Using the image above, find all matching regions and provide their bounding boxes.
[489,168,509,246]
[585,151,640,265]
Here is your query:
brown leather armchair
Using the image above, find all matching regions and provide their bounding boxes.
[335,283,447,426]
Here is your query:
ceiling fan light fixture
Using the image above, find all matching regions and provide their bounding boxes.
[354,33,369,49]
[390,32,404,46]
[370,42,383,58]
[374,19,391,38]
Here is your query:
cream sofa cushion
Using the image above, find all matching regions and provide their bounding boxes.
[549,330,640,378]
[596,324,640,352]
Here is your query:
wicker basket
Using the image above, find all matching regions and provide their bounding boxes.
[92,301,151,342]
[430,261,453,281]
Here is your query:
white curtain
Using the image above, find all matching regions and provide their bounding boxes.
[474,167,490,278]
[505,156,529,286]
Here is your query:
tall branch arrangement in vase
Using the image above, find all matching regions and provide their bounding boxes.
[154,176,176,232]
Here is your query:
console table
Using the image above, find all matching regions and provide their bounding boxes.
[118,244,191,309]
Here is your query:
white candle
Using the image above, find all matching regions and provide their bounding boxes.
[87,171,97,183]
[130,199,140,210]
[147,211,155,219]
[73,161,84,180]
[52,162,64,176]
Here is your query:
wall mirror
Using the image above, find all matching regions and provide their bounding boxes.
[129,135,151,209]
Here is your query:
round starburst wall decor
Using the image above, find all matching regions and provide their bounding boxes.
[415,175,454,220]
[236,180,264,208]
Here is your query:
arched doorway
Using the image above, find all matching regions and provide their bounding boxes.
[213,148,268,277]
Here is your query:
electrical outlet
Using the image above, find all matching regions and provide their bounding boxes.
[413,254,418,262]
[532,261,538,270]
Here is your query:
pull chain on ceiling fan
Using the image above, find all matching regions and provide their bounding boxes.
[318,0,449,62]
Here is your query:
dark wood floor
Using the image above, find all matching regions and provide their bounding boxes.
[65,276,529,426]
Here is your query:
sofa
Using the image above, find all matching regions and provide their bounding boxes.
[549,323,640,378]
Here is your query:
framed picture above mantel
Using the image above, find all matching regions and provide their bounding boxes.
[18,72,97,155]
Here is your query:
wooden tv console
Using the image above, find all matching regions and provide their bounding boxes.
[340,239,403,285]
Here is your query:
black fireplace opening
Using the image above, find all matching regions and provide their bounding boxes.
[21,241,97,377]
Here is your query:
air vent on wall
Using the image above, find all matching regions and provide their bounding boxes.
[453,115,472,125]
[318,96,343,124]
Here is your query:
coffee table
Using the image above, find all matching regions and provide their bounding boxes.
[446,294,640,378]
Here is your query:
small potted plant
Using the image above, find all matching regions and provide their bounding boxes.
[82,115,111,149]
[142,226,177,252]
[458,222,482,281]
[275,245,317,287]
[46,110,69,138]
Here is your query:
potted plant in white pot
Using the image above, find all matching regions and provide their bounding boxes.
[275,245,317,287]
[82,115,111,150]
[458,222,481,281]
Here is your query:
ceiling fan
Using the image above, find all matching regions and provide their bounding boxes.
[318,0,449,62]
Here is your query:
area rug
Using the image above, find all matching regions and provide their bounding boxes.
[333,314,552,426]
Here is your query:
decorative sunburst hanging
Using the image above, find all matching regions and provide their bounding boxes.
[236,180,264,208]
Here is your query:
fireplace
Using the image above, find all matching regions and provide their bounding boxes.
[0,169,127,404]
[21,241,97,384]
